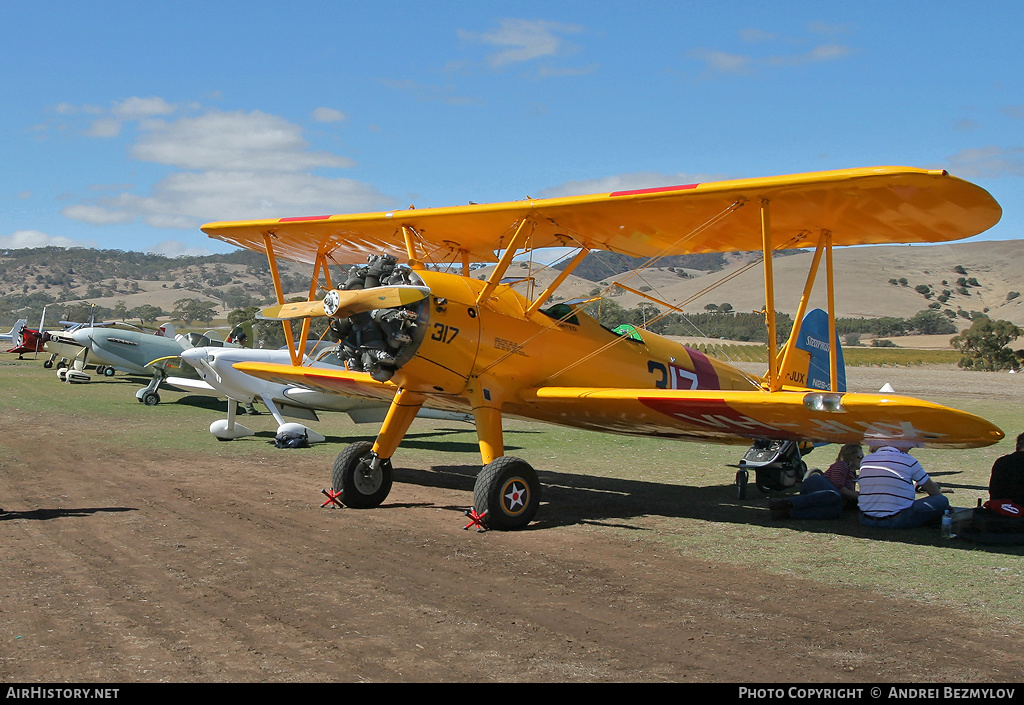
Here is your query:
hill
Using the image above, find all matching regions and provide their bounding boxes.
[475,239,1024,331]
[1,240,1022,339]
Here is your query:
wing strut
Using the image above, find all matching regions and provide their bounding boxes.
[263,233,303,366]
[524,247,590,317]
[761,200,779,388]
[826,233,838,391]
[476,219,533,306]
[771,229,841,392]
[774,229,825,391]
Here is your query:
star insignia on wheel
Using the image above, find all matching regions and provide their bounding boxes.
[504,482,526,510]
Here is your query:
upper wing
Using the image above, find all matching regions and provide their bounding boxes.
[516,386,1003,450]
[202,167,1001,264]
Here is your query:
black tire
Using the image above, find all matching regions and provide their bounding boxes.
[142,391,160,406]
[103,366,115,377]
[473,456,540,531]
[43,359,53,369]
[332,441,393,509]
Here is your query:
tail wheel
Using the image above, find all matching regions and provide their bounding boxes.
[473,456,540,531]
[332,441,393,509]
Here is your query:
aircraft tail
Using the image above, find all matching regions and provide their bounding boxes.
[2,319,26,343]
[777,308,846,392]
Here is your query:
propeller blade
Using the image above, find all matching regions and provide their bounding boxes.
[258,286,430,321]
[257,299,328,321]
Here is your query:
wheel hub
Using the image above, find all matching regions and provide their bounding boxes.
[353,460,383,495]
[501,479,529,515]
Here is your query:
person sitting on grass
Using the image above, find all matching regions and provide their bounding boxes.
[989,432,1024,507]
[769,444,862,520]
[857,444,948,529]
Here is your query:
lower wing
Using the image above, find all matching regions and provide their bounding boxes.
[517,387,1003,450]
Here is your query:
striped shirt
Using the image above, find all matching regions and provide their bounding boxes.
[824,460,857,492]
[857,447,929,518]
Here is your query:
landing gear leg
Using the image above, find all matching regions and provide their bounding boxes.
[136,367,167,405]
[467,396,541,530]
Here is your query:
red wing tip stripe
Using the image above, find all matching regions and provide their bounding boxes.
[279,215,333,222]
[609,183,700,198]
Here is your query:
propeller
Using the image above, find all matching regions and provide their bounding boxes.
[258,285,430,321]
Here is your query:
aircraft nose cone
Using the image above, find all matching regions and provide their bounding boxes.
[180,347,209,367]
[71,329,90,344]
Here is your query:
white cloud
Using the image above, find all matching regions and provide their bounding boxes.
[85,117,123,138]
[689,49,753,76]
[0,230,97,249]
[112,96,176,120]
[131,110,355,171]
[947,146,1024,178]
[313,107,347,123]
[690,23,853,77]
[537,171,723,199]
[61,103,396,233]
[146,239,214,257]
[458,18,583,68]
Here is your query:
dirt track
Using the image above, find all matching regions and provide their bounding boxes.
[2,365,1024,683]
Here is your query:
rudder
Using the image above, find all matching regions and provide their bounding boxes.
[778,308,846,392]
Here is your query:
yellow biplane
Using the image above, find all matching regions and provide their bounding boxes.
[202,166,1004,530]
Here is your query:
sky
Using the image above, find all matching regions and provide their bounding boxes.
[1,0,1022,257]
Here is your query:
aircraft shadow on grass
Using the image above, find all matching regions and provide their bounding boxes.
[375,459,1023,555]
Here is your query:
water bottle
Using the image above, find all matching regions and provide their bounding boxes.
[941,509,954,539]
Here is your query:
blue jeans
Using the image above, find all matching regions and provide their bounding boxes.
[790,473,843,520]
[859,494,950,529]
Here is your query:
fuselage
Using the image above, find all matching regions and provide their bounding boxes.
[71,327,192,376]
[388,269,762,430]
[182,346,390,414]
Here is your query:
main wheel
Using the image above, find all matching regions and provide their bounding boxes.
[103,366,116,377]
[473,456,540,531]
[332,441,393,509]
[43,359,53,369]
[141,391,160,406]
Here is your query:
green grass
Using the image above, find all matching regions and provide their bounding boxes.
[2,356,1022,625]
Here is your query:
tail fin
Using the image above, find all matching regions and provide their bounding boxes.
[2,319,26,342]
[778,308,846,392]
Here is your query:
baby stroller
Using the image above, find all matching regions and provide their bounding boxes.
[734,439,810,500]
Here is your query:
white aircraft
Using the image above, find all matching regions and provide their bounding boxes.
[171,341,468,442]
[0,319,27,344]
